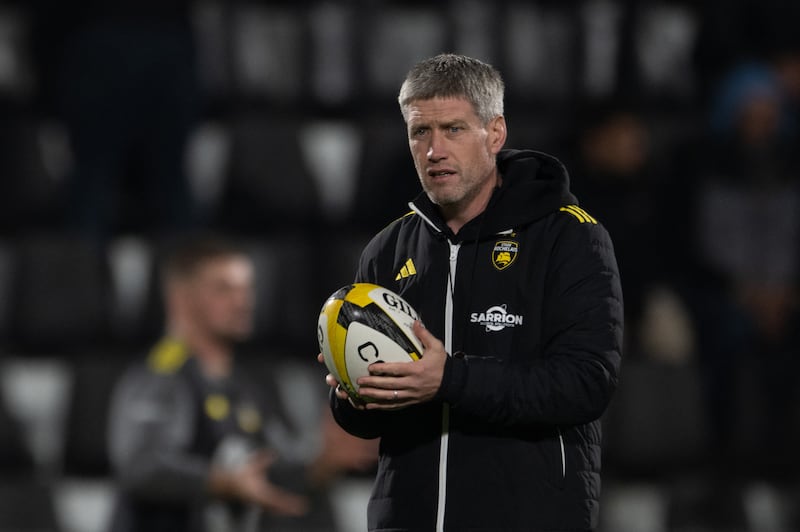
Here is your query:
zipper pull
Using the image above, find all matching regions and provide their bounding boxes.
[449,244,459,262]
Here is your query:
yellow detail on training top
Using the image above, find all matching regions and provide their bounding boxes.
[147,338,189,374]
[237,405,263,433]
[205,394,230,421]
[395,258,417,280]
[560,205,598,224]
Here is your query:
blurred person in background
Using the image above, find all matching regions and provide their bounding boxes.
[679,56,800,527]
[107,235,377,532]
[29,0,202,245]
[699,59,800,466]
[568,102,694,362]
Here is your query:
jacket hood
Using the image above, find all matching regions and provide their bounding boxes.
[411,149,577,240]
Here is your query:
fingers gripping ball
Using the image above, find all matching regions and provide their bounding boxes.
[317,283,422,402]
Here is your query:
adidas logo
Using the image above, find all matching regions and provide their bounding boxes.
[560,205,597,224]
[395,258,417,280]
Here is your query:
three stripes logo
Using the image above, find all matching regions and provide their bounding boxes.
[395,258,417,280]
[560,205,598,224]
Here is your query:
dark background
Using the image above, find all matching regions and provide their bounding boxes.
[0,1,798,531]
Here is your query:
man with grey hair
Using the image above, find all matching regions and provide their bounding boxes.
[320,53,623,531]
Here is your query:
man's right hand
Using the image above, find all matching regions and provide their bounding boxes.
[209,450,309,516]
[318,353,366,409]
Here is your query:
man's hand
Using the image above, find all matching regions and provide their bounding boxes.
[356,321,447,409]
[208,451,309,516]
[317,353,367,409]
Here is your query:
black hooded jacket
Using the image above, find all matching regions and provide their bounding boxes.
[331,149,624,531]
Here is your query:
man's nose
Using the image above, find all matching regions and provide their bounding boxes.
[426,130,446,161]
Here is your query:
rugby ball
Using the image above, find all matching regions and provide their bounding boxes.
[317,283,422,401]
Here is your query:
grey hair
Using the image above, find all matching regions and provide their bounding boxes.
[398,53,505,125]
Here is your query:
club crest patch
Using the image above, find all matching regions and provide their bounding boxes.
[492,240,519,271]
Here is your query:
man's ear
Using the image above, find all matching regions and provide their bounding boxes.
[488,115,507,154]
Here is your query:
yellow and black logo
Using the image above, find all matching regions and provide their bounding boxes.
[492,240,519,271]
[205,394,230,421]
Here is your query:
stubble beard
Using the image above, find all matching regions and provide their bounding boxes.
[422,169,488,214]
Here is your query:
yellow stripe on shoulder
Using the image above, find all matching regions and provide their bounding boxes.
[560,205,598,225]
[378,210,416,231]
[147,338,189,374]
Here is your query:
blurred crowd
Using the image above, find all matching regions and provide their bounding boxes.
[0,1,799,531]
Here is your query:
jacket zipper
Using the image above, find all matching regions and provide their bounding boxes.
[557,427,566,480]
[436,241,460,532]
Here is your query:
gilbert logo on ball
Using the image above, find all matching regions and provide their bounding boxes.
[318,283,422,401]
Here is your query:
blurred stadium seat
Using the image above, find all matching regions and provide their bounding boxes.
[0,479,62,532]
[0,114,66,235]
[0,359,66,532]
[9,235,112,353]
[0,357,71,475]
[61,355,132,477]
[220,113,321,232]
[106,236,161,346]
[299,120,362,223]
[54,355,130,532]
[0,240,14,345]
[602,359,712,478]
[0,385,35,475]
[229,4,306,103]
[361,6,447,97]
[239,235,319,353]
[351,112,419,231]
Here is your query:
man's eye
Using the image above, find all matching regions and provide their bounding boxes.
[412,128,427,137]
[449,126,462,133]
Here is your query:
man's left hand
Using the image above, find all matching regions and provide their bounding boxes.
[356,320,447,409]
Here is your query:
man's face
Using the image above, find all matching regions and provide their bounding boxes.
[182,256,255,343]
[405,96,506,217]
